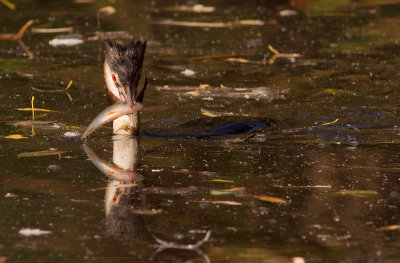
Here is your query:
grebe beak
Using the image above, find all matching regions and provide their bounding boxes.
[81,102,143,139]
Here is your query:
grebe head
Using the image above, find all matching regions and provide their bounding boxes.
[104,39,148,135]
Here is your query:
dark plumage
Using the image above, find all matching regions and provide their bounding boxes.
[104,39,147,102]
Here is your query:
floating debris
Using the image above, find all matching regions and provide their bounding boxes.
[253,195,287,204]
[196,200,242,206]
[151,19,265,28]
[164,4,215,13]
[144,186,197,196]
[377,225,400,231]
[324,88,356,96]
[267,45,302,64]
[4,192,16,198]
[49,34,84,47]
[334,190,378,197]
[64,131,80,138]
[181,69,195,76]
[17,150,66,158]
[0,20,34,59]
[0,0,15,9]
[156,84,287,100]
[190,54,232,60]
[131,208,162,215]
[279,10,298,17]
[210,179,234,183]
[0,20,33,41]
[225,58,250,63]
[153,230,211,251]
[97,6,116,27]
[19,228,52,236]
[31,27,74,34]
[3,134,28,139]
[211,187,245,195]
[29,80,73,102]
[201,108,238,117]
[88,31,132,41]
[16,107,60,113]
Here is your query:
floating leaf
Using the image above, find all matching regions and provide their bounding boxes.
[253,195,287,204]
[196,200,242,206]
[4,134,28,139]
[17,150,66,158]
[211,187,245,195]
[377,225,400,231]
[334,190,378,197]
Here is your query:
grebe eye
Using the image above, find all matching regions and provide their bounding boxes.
[112,74,117,82]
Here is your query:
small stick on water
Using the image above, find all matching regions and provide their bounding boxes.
[29,81,73,102]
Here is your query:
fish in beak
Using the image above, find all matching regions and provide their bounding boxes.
[82,39,148,138]
[81,102,143,139]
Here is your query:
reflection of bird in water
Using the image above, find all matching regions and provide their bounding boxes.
[81,39,147,138]
[83,39,149,237]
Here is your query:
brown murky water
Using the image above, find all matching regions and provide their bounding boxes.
[1,0,400,262]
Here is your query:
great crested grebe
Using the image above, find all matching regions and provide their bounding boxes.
[81,39,148,138]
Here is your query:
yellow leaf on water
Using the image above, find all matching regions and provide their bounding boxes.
[17,150,66,158]
[253,195,287,204]
[377,225,400,231]
[4,134,28,139]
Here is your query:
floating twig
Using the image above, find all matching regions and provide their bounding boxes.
[29,80,73,102]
